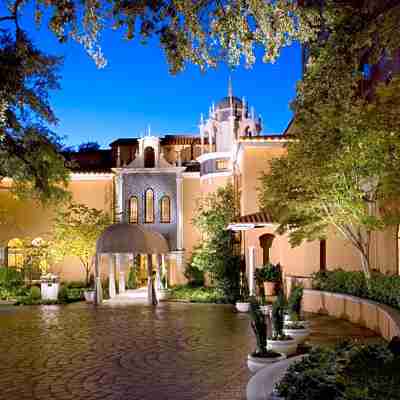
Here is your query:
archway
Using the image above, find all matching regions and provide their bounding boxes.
[144,146,155,168]
[259,233,275,265]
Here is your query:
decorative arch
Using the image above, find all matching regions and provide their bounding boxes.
[144,146,155,168]
[144,189,155,223]
[129,196,139,224]
[259,233,275,265]
[160,196,171,223]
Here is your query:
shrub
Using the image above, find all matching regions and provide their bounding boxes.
[169,285,227,303]
[312,269,400,310]
[287,284,304,319]
[275,342,400,400]
[184,263,205,287]
[255,263,282,283]
[126,268,138,289]
[30,286,41,300]
[0,268,24,288]
[271,292,286,338]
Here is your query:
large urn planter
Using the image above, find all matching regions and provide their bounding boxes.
[284,314,311,328]
[247,352,286,373]
[263,281,277,296]
[236,302,250,313]
[84,290,95,303]
[260,304,272,316]
[283,326,311,344]
[157,289,170,301]
[40,274,60,301]
[267,337,297,356]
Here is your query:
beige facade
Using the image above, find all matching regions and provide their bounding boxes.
[1,86,399,287]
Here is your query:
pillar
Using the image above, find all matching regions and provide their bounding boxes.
[117,254,126,293]
[155,254,162,290]
[161,254,168,289]
[94,254,103,305]
[109,254,116,298]
[176,174,184,251]
[248,246,256,296]
[147,254,157,305]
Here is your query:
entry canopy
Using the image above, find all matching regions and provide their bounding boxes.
[96,223,169,254]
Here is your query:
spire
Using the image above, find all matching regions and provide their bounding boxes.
[200,113,204,125]
[228,75,233,97]
[147,124,151,136]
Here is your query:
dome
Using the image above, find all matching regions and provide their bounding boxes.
[216,96,243,110]
[96,223,169,254]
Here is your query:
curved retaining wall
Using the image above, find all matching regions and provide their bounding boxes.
[303,289,400,341]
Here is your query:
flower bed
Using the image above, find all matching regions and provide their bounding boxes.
[169,285,228,303]
[312,269,400,310]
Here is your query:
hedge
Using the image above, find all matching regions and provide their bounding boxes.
[312,269,400,310]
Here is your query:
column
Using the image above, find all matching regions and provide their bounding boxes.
[155,254,162,290]
[94,254,103,305]
[117,254,126,293]
[147,254,157,305]
[161,254,168,289]
[209,129,213,153]
[176,174,184,251]
[248,246,256,296]
[109,254,116,298]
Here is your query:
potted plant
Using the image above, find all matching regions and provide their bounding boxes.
[247,300,285,373]
[84,288,95,302]
[259,295,272,316]
[256,263,281,296]
[236,272,250,312]
[267,293,297,356]
[284,284,310,328]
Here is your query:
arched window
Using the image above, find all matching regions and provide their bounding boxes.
[160,196,171,223]
[145,189,154,223]
[129,196,139,224]
[259,234,275,265]
[144,146,155,168]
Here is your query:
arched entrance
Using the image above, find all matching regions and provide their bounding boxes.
[144,146,155,168]
[259,233,275,265]
[95,223,169,305]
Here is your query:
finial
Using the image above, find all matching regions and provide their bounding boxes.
[147,124,151,136]
[228,75,233,97]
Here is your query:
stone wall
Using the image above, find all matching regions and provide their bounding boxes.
[302,289,400,341]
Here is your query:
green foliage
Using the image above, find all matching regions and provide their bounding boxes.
[312,269,400,310]
[249,300,268,355]
[184,262,205,287]
[287,284,304,320]
[275,341,400,400]
[0,30,70,203]
[0,268,23,288]
[169,285,227,304]
[192,184,240,302]
[255,263,281,283]
[271,292,286,338]
[126,268,138,290]
[258,3,400,281]
[52,201,111,285]
[29,286,41,300]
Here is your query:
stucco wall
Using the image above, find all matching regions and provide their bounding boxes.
[239,145,286,216]
[183,177,201,261]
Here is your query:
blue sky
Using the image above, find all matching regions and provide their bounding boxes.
[14,8,302,148]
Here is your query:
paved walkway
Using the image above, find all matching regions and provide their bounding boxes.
[0,303,379,400]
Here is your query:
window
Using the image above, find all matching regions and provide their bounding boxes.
[160,196,171,223]
[216,159,228,170]
[145,189,154,223]
[144,146,155,168]
[129,196,138,223]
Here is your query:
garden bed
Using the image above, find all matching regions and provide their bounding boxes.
[168,285,229,303]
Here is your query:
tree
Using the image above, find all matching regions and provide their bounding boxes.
[78,142,101,152]
[0,28,70,203]
[259,76,400,280]
[52,201,111,285]
[191,183,240,302]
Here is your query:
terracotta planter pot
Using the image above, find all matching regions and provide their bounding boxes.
[263,281,276,296]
